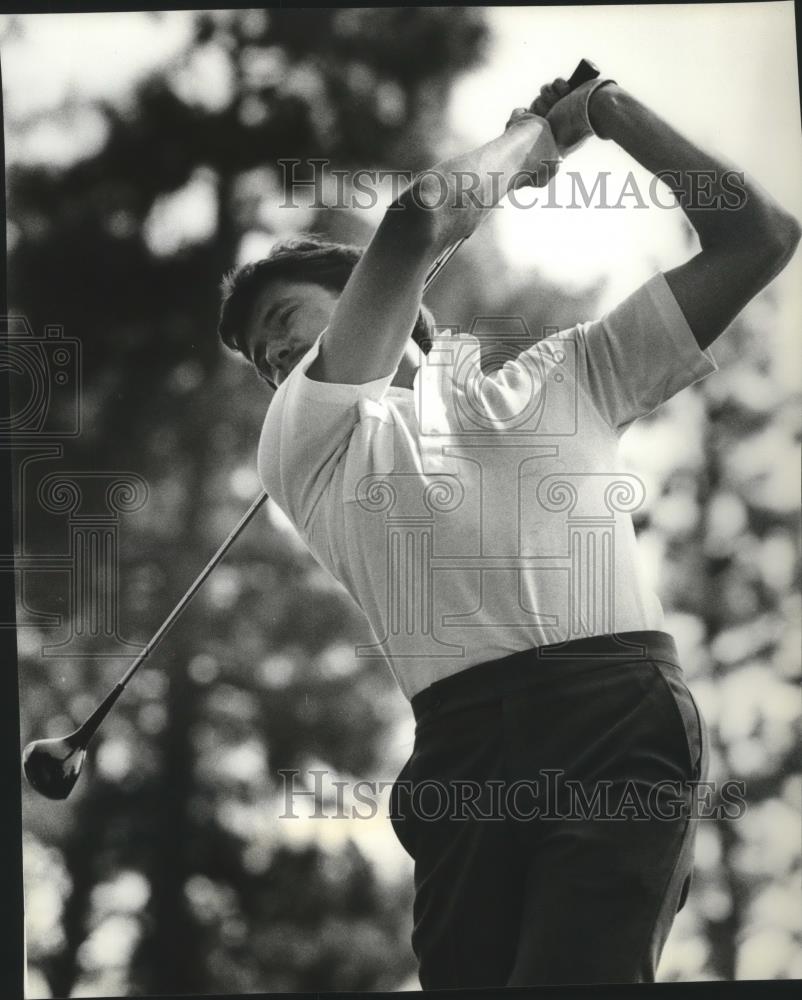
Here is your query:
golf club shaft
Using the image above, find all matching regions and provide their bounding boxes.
[74,263,445,742]
[73,490,270,743]
[118,489,269,690]
[73,57,601,744]
[112,236,458,699]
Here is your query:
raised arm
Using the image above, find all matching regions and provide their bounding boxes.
[549,81,801,351]
[306,116,560,385]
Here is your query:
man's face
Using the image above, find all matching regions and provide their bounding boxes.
[244,278,339,387]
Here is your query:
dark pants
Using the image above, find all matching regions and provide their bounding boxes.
[389,630,709,989]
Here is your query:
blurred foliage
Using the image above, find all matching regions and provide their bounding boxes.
[645,290,802,982]
[8,8,486,996]
[6,7,800,997]
[424,228,802,996]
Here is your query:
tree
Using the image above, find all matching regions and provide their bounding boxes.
[10,9,488,995]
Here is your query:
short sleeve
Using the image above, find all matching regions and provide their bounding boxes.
[256,330,395,530]
[570,272,719,435]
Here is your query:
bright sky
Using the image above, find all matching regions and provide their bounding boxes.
[1,4,800,363]
[7,12,801,978]
[447,3,802,307]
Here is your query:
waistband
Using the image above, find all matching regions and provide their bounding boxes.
[410,630,681,723]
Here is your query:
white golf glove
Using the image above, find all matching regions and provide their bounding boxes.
[530,75,617,157]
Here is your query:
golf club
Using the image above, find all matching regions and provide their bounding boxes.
[22,491,268,799]
[22,58,600,800]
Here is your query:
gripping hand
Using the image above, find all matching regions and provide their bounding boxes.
[531,75,616,156]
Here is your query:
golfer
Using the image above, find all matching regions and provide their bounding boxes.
[218,73,799,987]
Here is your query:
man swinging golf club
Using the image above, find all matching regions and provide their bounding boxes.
[217,68,799,987]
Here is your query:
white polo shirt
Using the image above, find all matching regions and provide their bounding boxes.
[257,273,717,700]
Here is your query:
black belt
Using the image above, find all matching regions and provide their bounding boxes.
[410,630,681,723]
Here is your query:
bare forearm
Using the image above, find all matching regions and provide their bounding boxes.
[392,117,559,258]
[589,85,800,253]
[309,117,558,386]
[576,82,800,349]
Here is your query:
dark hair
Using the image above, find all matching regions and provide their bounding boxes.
[217,235,433,359]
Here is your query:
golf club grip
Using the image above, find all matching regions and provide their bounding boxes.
[566,58,600,91]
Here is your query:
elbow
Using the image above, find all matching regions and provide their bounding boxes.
[387,173,452,254]
[777,210,802,258]
[756,209,801,272]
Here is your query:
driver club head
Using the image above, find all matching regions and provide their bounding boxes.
[22,735,87,800]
